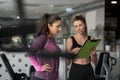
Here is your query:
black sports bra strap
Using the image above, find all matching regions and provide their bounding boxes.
[71,36,82,50]
[71,36,75,41]
[88,36,91,40]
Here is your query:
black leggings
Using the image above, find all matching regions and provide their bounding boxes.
[68,63,95,80]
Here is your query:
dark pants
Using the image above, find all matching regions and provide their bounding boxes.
[31,76,45,80]
[68,63,95,80]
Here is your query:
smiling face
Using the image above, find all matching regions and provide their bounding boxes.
[48,20,62,35]
[73,20,86,35]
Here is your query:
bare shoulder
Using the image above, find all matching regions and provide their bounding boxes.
[66,37,73,52]
[66,37,73,47]
[90,36,95,40]
[66,37,72,42]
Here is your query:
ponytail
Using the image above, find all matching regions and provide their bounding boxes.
[37,14,50,36]
[37,13,61,36]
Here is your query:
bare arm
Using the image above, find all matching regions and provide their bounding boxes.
[91,53,98,64]
[66,37,72,65]
[90,36,98,64]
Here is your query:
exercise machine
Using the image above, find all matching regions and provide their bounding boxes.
[95,52,120,80]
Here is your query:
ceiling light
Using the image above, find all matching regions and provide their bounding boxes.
[66,8,74,13]
[16,16,20,19]
[111,1,117,4]
[50,4,54,8]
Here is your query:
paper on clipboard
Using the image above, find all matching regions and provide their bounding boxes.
[75,39,101,58]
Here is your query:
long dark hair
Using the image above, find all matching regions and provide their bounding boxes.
[72,14,88,35]
[37,13,61,36]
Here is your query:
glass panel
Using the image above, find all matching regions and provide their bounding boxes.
[26,33,37,48]
[0,35,25,51]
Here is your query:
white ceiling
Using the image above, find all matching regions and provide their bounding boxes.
[0,0,104,19]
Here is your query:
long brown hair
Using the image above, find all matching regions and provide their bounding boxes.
[72,14,88,36]
[37,13,61,36]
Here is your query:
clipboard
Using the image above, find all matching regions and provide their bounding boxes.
[75,39,101,58]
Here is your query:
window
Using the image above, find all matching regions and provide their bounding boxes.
[0,33,37,52]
